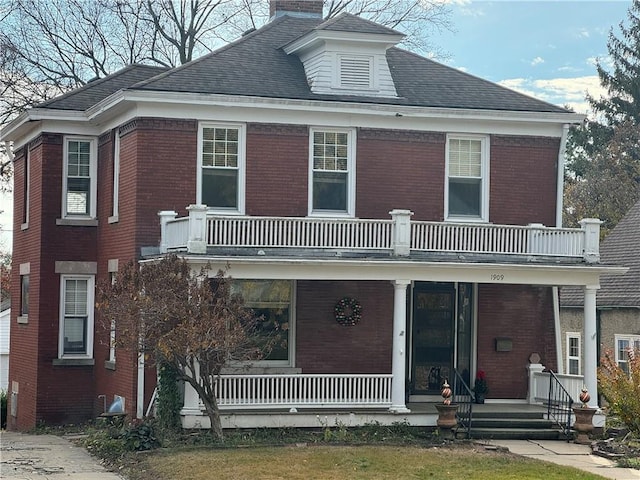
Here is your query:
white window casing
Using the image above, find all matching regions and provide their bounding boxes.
[197,123,246,215]
[62,136,98,219]
[308,127,356,217]
[566,332,581,375]
[109,130,120,223]
[445,134,490,222]
[615,334,640,374]
[22,147,30,228]
[58,275,95,359]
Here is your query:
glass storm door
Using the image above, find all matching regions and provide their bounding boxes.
[410,282,473,395]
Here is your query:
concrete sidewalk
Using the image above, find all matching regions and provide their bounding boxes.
[0,430,124,479]
[488,439,640,480]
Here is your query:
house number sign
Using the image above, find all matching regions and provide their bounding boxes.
[490,273,505,281]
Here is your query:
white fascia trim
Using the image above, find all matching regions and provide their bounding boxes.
[89,90,586,128]
[143,256,627,286]
[284,30,404,55]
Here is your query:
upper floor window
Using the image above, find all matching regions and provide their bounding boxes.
[309,128,356,216]
[110,131,121,222]
[59,275,95,358]
[63,137,97,218]
[615,334,640,375]
[566,332,581,375]
[22,147,30,227]
[445,135,489,222]
[198,123,245,214]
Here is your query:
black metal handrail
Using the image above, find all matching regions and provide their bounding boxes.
[547,371,574,438]
[452,368,474,439]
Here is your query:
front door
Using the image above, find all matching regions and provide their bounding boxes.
[410,282,474,396]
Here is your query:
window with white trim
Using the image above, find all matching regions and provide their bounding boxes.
[232,279,294,366]
[566,332,581,375]
[59,276,95,358]
[309,128,355,215]
[20,274,29,316]
[615,334,640,375]
[63,137,97,218]
[108,271,117,363]
[445,135,489,221]
[22,147,30,226]
[111,131,120,221]
[339,55,373,89]
[198,124,245,213]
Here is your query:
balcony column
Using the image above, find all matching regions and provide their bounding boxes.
[187,204,208,254]
[583,285,599,407]
[390,279,411,413]
[580,218,602,264]
[158,210,177,253]
[389,209,414,256]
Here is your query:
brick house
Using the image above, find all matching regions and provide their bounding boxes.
[1,0,624,431]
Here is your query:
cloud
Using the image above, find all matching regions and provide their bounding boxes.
[498,75,606,115]
[530,56,544,66]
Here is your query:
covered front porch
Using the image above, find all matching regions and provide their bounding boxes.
[149,206,625,431]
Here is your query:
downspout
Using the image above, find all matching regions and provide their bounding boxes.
[553,124,570,374]
[137,352,145,419]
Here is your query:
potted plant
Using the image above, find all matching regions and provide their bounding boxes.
[473,370,488,404]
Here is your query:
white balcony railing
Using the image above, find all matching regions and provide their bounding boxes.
[528,364,585,404]
[159,206,602,263]
[207,374,393,409]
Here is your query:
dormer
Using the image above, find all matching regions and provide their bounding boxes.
[283,13,405,98]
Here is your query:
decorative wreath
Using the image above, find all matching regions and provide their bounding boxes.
[334,297,362,326]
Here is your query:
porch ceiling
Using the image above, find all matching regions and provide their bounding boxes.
[144,253,627,287]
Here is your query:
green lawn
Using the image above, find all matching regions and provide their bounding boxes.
[128,444,608,480]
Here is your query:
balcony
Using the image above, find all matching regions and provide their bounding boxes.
[158,206,602,263]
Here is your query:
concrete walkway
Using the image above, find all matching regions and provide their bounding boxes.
[0,430,124,479]
[488,439,640,480]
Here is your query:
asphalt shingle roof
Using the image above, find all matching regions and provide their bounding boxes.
[38,14,570,115]
[38,64,168,111]
[561,199,640,308]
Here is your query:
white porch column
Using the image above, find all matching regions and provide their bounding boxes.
[389,209,414,256]
[158,210,177,253]
[580,218,602,264]
[583,285,599,407]
[390,280,411,413]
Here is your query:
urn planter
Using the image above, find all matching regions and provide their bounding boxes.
[572,406,596,444]
[435,403,458,439]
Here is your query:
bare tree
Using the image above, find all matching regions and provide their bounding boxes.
[96,255,269,440]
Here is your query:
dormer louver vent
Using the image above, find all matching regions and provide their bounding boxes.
[339,56,372,89]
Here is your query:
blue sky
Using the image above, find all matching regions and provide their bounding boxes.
[436,0,631,113]
[0,1,633,249]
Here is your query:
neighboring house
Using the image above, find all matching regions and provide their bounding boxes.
[0,305,9,392]
[1,0,624,431]
[561,199,640,377]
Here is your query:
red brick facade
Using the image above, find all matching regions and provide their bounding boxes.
[9,118,560,428]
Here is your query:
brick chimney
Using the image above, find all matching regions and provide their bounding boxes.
[270,0,323,19]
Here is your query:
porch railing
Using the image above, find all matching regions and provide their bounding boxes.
[547,371,574,438]
[452,369,474,439]
[530,370,584,404]
[159,207,602,263]
[211,373,393,409]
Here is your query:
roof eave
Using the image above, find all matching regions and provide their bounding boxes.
[0,108,87,143]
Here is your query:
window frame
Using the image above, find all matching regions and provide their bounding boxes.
[109,130,121,223]
[197,122,246,215]
[615,334,640,374]
[444,134,490,222]
[22,146,30,228]
[566,332,581,375]
[62,136,98,219]
[20,274,29,317]
[232,279,295,368]
[58,275,95,359]
[308,127,356,217]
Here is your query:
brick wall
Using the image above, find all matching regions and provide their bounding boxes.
[296,280,393,373]
[477,284,556,399]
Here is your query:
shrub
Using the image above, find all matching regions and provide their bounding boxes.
[598,347,640,436]
[122,421,160,451]
[156,363,182,433]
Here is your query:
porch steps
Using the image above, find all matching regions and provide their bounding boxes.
[458,410,562,440]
